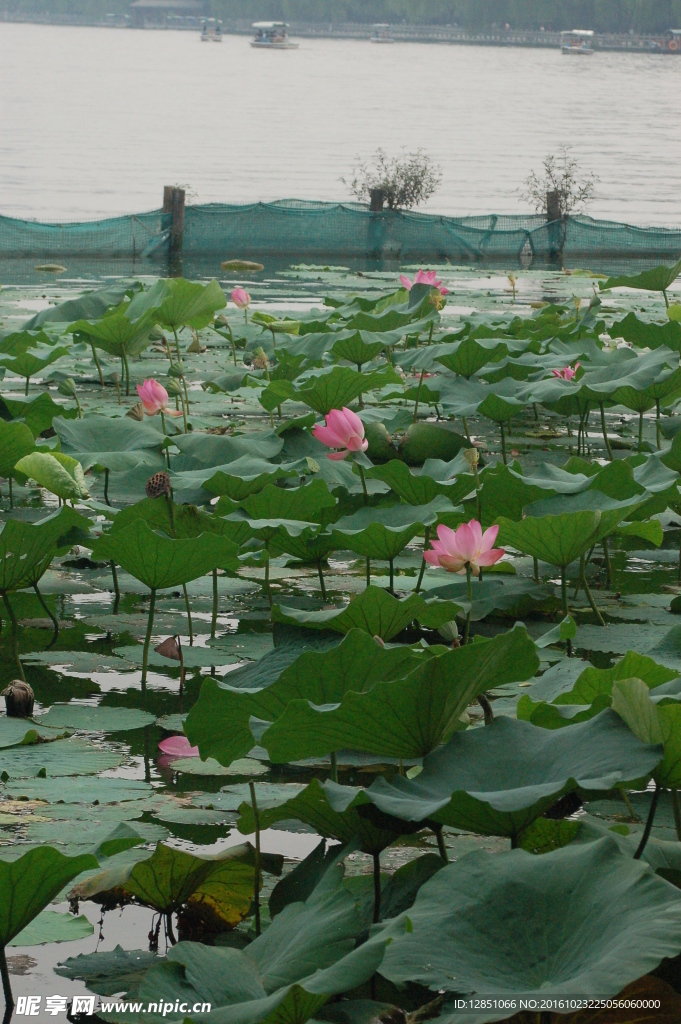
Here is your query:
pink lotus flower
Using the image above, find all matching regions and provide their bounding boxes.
[312,407,368,461]
[399,269,449,295]
[551,363,580,381]
[158,735,198,759]
[231,287,250,309]
[424,520,505,574]
[136,379,182,417]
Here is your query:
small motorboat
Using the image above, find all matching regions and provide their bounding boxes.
[200,19,222,42]
[251,22,299,49]
[371,23,395,44]
[561,29,595,54]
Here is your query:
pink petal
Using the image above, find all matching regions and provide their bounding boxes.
[326,449,350,461]
[454,522,479,563]
[423,549,442,566]
[340,407,365,438]
[475,548,505,567]
[481,524,499,552]
[399,275,413,291]
[158,735,198,758]
[435,523,458,556]
[231,287,250,309]
[467,519,483,551]
[313,423,348,448]
[346,434,366,452]
[326,409,354,445]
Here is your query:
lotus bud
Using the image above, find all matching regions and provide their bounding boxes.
[463,448,479,469]
[127,401,145,421]
[155,636,182,661]
[2,680,35,718]
[574,296,582,312]
[668,303,681,323]
[165,378,184,398]
[149,326,164,341]
[252,346,269,370]
[215,313,229,327]
[145,471,171,500]
[168,362,185,379]
[58,377,77,398]
[437,621,459,643]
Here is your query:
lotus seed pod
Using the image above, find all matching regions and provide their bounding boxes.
[145,471,171,499]
[127,401,145,421]
[2,680,35,718]
[155,636,182,661]
[463,448,479,468]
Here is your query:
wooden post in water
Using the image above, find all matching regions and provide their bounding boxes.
[163,186,185,257]
[546,189,565,262]
[369,188,385,212]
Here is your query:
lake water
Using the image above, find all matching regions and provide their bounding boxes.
[0,23,680,225]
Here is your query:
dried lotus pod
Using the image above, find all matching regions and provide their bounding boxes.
[127,401,145,421]
[145,472,171,500]
[2,680,35,718]
[154,636,182,661]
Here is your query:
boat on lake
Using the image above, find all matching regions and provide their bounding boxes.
[561,29,595,54]
[200,19,222,42]
[251,22,299,49]
[371,24,395,44]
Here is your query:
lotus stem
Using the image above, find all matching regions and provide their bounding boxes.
[673,789,681,842]
[0,945,14,1020]
[533,557,539,583]
[177,635,185,708]
[121,350,130,395]
[560,567,572,657]
[432,825,448,863]
[182,584,194,646]
[464,563,473,644]
[478,693,494,725]
[533,403,539,422]
[165,913,176,946]
[416,527,430,594]
[249,781,262,937]
[264,557,272,609]
[372,852,381,924]
[8,478,12,510]
[24,376,30,396]
[389,558,395,595]
[111,561,121,615]
[211,568,218,639]
[2,592,24,681]
[499,421,507,465]
[141,587,157,696]
[330,751,338,784]
[90,342,104,386]
[103,468,110,506]
[599,403,613,461]
[603,538,612,589]
[33,583,58,648]
[664,288,670,309]
[413,370,425,423]
[316,561,327,601]
[366,558,371,589]
[143,726,151,784]
[633,783,661,860]
[638,410,644,452]
[462,416,471,442]
[357,463,369,505]
[580,554,605,626]
[620,788,638,821]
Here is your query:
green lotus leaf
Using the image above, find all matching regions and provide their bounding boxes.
[0,717,67,748]
[296,365,400,415]
[0,737,124,779]
[68,841,280,920]
[601,257,681,297]
[375,839,681,1006]
[472,464,550,526]
[610,312,681,352]
[55,945,160,997]
[0,421,37,479]
[87,871,386,1024]
[330,330,387,368]
[10,911,93,947]
[364,459,474,506]
[171,430,283,468]
[524,490,646,547]
[0,329,53,357]
[127,277,226,331]
[201,456,318,501]
[67,307,156,358]
[93,520,239,589]
[435,337,511,377]
[54,414,163,472]
[262,625,539,761]
[328,496,456,561]
[497,510,602,567]
[476,390,526,424]
[14,451,90,501]
[239,480,336,523]
[397,422,469,466]
[611,678,681,789]
[427,577,557,623]
[360,710,662,839]
[23,281,133,329]
[236,779,407,856]
[0,344,70,391]
[0,506,90,591]
[37,705,156,733]
[0,847,97,949]
[184,630,435,767]
[272,586,462,641]
[0,391,77,436]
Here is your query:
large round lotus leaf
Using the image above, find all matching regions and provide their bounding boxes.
[0,505,89,591]
[0,847,97,946]
[361,710,663,838]
[37,705,156,733]
[497,510,602,568]
[397,422,469,465]
[0,738,124,779]
[10,910,93,946]
[376,839,681,1007]
[14,451,89,501]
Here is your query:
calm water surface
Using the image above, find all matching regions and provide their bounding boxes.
[0,23,679,223]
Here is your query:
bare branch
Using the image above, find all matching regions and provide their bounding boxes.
[342,149,442,210]
[520,146,598,217]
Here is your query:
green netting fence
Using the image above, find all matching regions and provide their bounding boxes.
[2,200,681,262]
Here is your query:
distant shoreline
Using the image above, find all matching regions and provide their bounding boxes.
[0,17,679,53]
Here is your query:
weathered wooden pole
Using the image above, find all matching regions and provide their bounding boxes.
[163,186,185,256]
